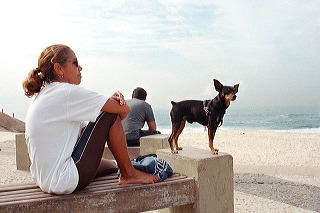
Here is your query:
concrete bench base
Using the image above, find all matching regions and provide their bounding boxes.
[102,146,140,160]
[15,134,31,171]
[157,148,234,213]
[140,134,170,155]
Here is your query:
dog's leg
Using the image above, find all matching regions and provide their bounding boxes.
[174,118,186,151]
[208,128,219,155]
[168,128,174,145]
[169,122,181,154]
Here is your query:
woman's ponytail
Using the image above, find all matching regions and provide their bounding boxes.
[23,68,45,97]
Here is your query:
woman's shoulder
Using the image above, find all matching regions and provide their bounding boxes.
[39,83,80,97]
[44,82,100,98]
[45,82,83,91]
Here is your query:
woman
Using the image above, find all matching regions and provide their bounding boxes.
[23,44,159,194]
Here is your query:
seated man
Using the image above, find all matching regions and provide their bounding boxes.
[122,87,161,146]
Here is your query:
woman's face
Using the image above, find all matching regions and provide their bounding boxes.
[61,50,82,85]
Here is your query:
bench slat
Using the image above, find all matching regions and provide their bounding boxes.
[84,175,187,191]
[0,174,118,193]
[0,188,43,197]
[0,192,54,203]
[85,178,193,194]
[0,184,37,193]
[83,175,189,193]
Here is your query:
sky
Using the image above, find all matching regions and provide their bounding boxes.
[0,0,319,120]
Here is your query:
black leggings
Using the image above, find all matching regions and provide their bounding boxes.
[71,112,117,190]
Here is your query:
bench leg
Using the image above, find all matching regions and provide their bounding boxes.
[157,147,234,213]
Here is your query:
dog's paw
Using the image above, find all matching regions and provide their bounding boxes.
[177,147,183,150]
[211,148,219,155]
[214,149,219,155]
[171,150,178,154]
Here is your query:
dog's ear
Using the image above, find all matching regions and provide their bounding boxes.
[234,84,239,93]
[213,79,223,92]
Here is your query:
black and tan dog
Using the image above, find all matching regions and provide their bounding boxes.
[168,79,239,154]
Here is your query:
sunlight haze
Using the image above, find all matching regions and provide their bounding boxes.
[0,0,319,120]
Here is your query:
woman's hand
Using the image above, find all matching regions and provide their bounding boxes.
[111,91,125,106]
[102,96,131,120]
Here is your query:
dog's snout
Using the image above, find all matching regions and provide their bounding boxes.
[232,95,237,101]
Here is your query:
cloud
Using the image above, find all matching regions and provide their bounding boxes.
[1,0,320,120]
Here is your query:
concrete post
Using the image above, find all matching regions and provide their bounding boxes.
[157,147,234,213]
[103,147,140,160]
[140,134,170,155]
[15,133,31,171]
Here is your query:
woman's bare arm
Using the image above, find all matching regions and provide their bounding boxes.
[102,98,131,120]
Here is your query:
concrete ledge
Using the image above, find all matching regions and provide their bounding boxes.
[157,147,234,213]
[15,133,30,171]
[140,134,170,155]
[15,133,168,170]
[103,146,140,160]
[15,134,141,171]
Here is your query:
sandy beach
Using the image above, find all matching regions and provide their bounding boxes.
[1,130,319,212]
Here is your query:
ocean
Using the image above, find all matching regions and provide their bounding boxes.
[153,107,320,134]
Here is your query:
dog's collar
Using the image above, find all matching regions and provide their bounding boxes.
[203,99,225,128]
[203,99,213,116]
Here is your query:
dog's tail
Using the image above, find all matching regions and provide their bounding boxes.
[171,101,176,105]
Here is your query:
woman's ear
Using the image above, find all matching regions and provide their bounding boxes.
[53,63,64,79]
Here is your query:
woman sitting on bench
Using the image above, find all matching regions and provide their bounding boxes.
[22,44,160,194]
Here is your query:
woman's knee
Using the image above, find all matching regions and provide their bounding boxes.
[101,112,117,122]
[96,112,117,129]
[111,114,122,126]
[109,115,125,139]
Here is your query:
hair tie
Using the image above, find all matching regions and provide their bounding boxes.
[35,67,45,79]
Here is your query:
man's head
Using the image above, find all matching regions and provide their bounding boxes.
[132,87,147,101]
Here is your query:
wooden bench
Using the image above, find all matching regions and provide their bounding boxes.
[13,134,234,212]
[0,174,195,213]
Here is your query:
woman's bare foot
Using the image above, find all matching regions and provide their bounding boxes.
[119,168,160,185]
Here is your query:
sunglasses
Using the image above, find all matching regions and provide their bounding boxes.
[72,59,79,67]
[66,59,79,67]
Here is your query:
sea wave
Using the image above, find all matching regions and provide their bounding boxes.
[158,126,320,134]
[158,126,206,134]
[275,128,320,134]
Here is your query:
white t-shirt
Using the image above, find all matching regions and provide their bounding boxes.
[25,82,108,194]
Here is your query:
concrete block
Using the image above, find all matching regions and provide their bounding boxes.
[103,146,140,160]
[15,133,170,170]
[15,133,31,171]
[157,147,234,213]
[140,134,170,155]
